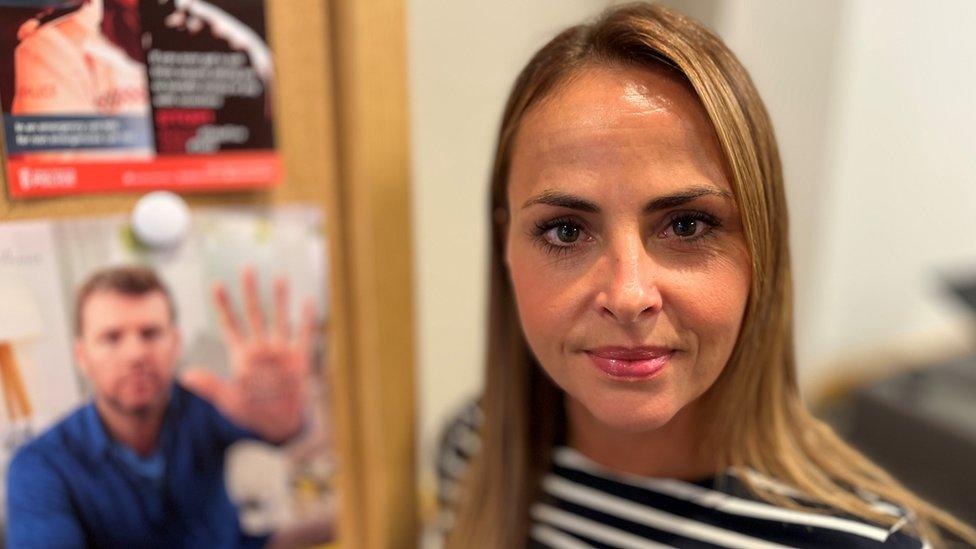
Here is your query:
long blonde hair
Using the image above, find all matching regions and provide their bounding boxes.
[448,3,976,547]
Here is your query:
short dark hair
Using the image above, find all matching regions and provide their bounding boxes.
[74,265,177,336]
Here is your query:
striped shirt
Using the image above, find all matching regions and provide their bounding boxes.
[437,404,925,548]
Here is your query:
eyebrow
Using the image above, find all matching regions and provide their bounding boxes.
[520,186,734,213]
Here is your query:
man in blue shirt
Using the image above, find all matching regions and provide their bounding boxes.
[6,265,316,547]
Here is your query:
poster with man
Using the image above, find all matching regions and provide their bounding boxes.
[0,0,280,197]
[0,207,335,547]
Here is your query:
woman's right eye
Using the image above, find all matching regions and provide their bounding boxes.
[533,217,590,255]
[545,223,582,245]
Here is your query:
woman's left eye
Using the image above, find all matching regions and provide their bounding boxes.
[661,212,719,240]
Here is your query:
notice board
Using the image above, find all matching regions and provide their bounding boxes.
[0,1,416,547]
[0,0,283,197]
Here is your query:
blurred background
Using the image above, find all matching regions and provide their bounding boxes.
[0,0,972,545]
[409,0,976,538]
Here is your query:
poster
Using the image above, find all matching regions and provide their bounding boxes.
[0,206,335,543]
[0,0,280,198]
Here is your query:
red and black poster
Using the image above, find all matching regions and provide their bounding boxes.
[0,0,280,198]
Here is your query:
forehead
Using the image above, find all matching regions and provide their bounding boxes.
[81,290,172,333]
[509,64,730,203]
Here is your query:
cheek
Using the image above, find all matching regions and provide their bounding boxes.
[152,338,180,374]
[157,339,176,360]
[668,255,750,357]
[508,246,586,356]
[88,364,120,393]
[82,348,113,381]
[509,261,552,351]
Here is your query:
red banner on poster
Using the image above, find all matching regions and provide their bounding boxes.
[0,0,279,198]
[6,151,281,197]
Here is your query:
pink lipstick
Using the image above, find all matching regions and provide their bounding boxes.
[585,347,672,380]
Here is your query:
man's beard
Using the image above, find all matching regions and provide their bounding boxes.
[103,395,155,418]
[102,377,169,419]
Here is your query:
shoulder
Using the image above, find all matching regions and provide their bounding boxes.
[435,399,482,527]
[173,381,242,429]
[719,469,927,548]
[173,382,257,445]
[171,382,229,434]
[438,399,483,458]
[8,439,54,485]
[9,406,90,473]
[537,449,926,549]
[436,400,482,489]
[6,413,93,547]
[174,381,219,415]
[6,408,89,491]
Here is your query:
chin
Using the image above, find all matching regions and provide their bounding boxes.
[102,393,157,418]
[121,392,158,410]
[124,403,156,417]
[111,381,170,416]
[573,388,683,434]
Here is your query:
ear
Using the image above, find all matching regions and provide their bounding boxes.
[74,338,90,378]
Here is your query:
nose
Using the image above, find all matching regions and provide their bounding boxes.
[119,332,152,364]
[595,232,662,324]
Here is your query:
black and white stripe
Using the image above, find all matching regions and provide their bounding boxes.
[437,403,924,548]
[436,401,483,530]
[528,448,923,548]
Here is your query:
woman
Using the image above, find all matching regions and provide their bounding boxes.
[439,3,976,548]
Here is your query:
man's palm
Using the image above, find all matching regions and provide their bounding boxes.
[182,269,315,443]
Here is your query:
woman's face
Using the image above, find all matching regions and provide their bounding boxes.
[505,65,750,435]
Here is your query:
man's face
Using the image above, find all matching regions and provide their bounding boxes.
[75,290,181,417]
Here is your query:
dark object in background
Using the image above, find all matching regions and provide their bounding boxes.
[831,274,976,527]
[839,357,976,526]
[945,273,976,322]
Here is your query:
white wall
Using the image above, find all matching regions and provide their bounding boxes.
[808,0,976,383]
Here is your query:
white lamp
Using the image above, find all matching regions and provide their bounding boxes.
[0,273,44,427]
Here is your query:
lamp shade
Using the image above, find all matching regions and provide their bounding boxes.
[0,272,44,341]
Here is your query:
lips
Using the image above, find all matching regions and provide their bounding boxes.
[584,347,673,380]
[124,371,160,391]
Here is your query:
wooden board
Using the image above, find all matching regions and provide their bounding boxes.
[330,0,417,546]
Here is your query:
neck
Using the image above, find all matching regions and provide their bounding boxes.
[94,396,168,456]
[566,398,720,481]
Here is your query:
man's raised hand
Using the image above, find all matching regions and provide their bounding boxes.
[182,267,316,443]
